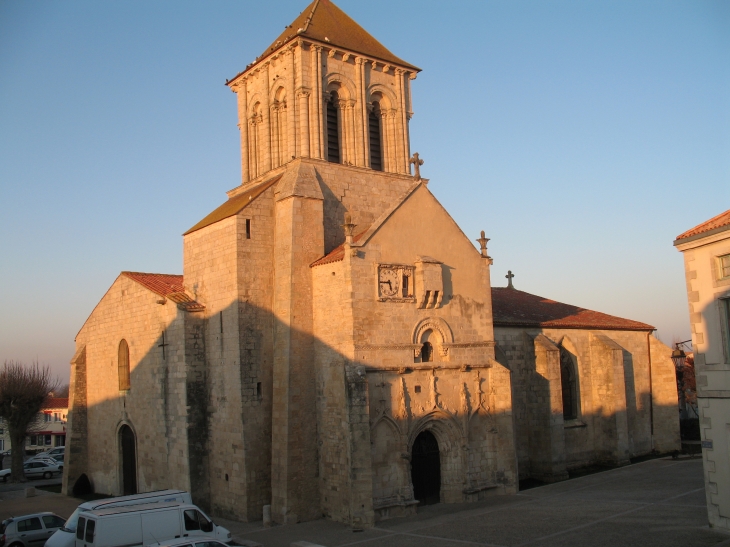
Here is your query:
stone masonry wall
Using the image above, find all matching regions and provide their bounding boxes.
[184,216,247,520]
[495,327,679,480]
[71,275,190,496]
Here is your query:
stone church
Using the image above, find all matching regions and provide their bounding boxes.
[63,0,680,528]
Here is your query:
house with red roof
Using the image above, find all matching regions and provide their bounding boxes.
[674,208,730,532]
[64,0,679,528]
[0,396,68,454]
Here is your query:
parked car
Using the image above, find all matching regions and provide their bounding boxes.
[0,512,66,547]
[150,539,229,547]
[0,468,9,482]
[46,490,193,547]
[27,446,65,462]
[22,459,60,479]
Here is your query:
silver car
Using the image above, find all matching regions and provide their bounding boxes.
[22,460,60,479]
[0,512,66,547]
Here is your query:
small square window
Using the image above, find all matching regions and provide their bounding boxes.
[720,254,730,279]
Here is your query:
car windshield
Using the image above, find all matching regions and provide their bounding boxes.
[61,508,80,532]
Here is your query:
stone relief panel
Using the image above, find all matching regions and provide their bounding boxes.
[377,263,415,302]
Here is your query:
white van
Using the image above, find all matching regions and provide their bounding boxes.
[73,502,231,547]
[45,490,192,547]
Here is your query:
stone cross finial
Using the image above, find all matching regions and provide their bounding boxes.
[409,152,424,180]
[476,231,490,258]
[506,270,515,289]
[342,212,356,244]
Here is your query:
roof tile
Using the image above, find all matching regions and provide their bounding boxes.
[675,209,730,242]
[491,287,654,331]
[242,0,420,78]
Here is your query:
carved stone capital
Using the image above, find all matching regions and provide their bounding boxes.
[395,68,406,75]
[355,57,365,66]
[296,88,311,99]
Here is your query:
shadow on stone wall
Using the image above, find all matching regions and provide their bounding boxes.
[62,299,681,525]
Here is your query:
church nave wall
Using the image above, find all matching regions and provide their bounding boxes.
[494,327,680,483]
[70,275,190,497]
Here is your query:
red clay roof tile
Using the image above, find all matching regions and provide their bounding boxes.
[491,287,654,331]
[42,397,68,410]
[310,230,368,267]
[674,209,730,243]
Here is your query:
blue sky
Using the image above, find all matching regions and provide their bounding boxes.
[1,0,728,381]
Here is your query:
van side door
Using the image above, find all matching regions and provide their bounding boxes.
[141,509,182,544]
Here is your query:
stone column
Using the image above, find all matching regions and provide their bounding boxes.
[298,90,311,157]
[347,100,357,165]
[263,64,273,173]
[357,58,370,168]
[271,104,280,168]
[287,46,297,160]
[312,46,323,159]
[380,106,393,173]
[236,80,250,183]
[396,69,409,174]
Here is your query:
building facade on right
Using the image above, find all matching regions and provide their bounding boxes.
[675,209,730,531]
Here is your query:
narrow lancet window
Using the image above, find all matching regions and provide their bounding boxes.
[118,339,130,391]
[326,91,340,164]
[560,350,578,420]
[369,102,383,171]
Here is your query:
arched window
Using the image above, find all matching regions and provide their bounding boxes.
[326,91,340,164]
[560,349,578,420]
[118,339,130,391]
[421,341,433,362]
[369,101,382,171]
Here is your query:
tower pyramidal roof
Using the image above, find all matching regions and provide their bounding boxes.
[254,0,420,72]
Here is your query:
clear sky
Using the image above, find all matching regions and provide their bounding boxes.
[1,0,728,381]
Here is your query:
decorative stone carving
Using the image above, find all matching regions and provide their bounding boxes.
[415,256,443,308]
[377,264,415,302]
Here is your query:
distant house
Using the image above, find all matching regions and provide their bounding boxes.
[0,397,68,454]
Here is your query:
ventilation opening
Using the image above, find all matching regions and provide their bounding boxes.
[246,219,251,239]
[256,382,262,399]
[369,102,382,171]
[326,91,340,164]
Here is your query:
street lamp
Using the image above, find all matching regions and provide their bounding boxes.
[671,340,692,370]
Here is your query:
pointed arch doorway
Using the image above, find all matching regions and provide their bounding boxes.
[411,430,441,505]
[119,425,137,495]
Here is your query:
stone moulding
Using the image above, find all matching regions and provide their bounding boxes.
[363,362,495,373]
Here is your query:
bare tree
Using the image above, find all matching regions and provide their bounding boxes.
[53,384,70,398]
[0,361,59,482]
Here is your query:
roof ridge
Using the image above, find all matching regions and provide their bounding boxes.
[674,208,730,242]
[232,0,419,82]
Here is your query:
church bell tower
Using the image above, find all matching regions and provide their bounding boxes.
[226,0,421,184]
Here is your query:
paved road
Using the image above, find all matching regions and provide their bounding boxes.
[0,457,728,547]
